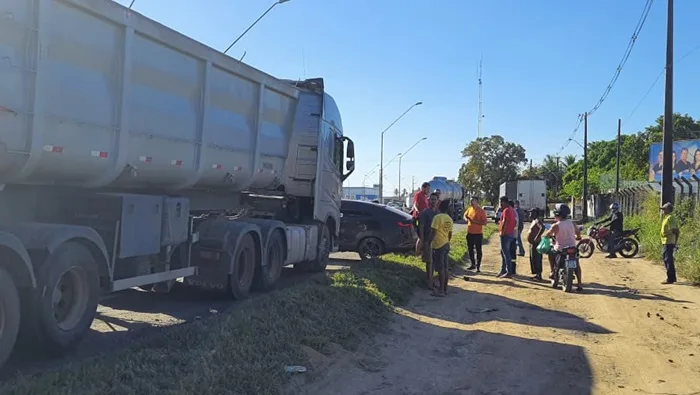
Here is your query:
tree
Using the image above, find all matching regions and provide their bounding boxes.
[558,113,699,198]
[458,135,527,203]
[520,154,577,201]
[641,113,700,143]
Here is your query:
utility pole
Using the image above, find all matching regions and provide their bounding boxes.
[555,156,560,198]
[615,118,622,195]
[661,0,675,207]
[529,159,533,175]
[582,112,589,221]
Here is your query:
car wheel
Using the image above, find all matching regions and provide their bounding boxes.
[358,237,384,261]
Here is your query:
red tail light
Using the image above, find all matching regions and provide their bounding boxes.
[397,222,412,228]
[567,247,577,254]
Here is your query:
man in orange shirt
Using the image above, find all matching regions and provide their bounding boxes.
[498,196,517,278]
[464,197,487,272]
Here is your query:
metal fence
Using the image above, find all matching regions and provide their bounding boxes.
[592,175,700,217]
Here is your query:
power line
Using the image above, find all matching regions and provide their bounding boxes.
[555,0,654,156]
[587,0,654,117]
[622,43,700,125]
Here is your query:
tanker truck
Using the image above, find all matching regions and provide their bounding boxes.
[407,177,464,220]
[0,0,355,368]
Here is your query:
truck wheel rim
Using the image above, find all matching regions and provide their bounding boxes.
[52,267,89,331]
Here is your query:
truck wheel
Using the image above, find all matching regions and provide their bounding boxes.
[228,233,257,300]
[26,242,99,354]
[0,267,21,368]
[295,225,331,273]
[254,230,284,292]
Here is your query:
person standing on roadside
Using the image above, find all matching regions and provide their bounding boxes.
[464,197,487,272]
[514,200,526,256]
[527,209,545,281]
[429,200,454,297]
[418,193,440,289]
[508,201,519,274]
[412,182,430,227]
[660,202,680,284]
[498,196,516,278]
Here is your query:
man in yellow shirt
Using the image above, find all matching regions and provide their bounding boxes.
[430,200,453,297]
[464,197,488,272]
[660,202,680,284]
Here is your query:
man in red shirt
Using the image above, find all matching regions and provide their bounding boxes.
[498,196,516,278]
[412,182,430,221]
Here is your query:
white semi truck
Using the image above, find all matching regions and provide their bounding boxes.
[499,180,546,212]
[0,0,355,368]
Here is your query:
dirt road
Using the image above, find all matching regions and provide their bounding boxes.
[293,230,700,395]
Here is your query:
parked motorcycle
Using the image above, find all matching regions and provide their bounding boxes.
[552,246,579,293]
[585,225,640,258]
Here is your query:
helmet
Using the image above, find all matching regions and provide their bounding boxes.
[553,203,571,219]
[610,202,620,212]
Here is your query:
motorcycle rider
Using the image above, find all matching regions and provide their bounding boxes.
[543,203,583,292]
[596,202,623,259]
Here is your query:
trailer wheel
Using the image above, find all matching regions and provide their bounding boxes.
[254,230,284,292]
[228,233,257,300]
[26,242,99,354]
[0,267,21,368]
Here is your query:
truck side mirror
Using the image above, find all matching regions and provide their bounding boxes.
[341,137,355,181]
[346,138,355,158]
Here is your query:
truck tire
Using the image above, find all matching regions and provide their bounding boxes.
[228,233,257,300]
[25,242,99,355]
[294,225,331,273]
[0,267,21,368]
[254,230,284,292]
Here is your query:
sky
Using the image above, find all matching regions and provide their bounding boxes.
[115,0,700,196]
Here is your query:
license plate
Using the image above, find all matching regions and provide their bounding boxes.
[565,259,577,269]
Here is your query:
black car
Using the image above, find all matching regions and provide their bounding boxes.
[338,199,417,261]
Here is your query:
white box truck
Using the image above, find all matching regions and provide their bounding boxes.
[0,0,355,367]
[499,180,546,212]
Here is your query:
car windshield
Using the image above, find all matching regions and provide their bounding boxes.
[483,206,494,211]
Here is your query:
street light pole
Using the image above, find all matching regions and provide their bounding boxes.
[398,137,427,200]
[379,102,423,203]
[223,0,290,55]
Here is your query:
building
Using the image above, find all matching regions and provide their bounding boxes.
[343,185,379,201]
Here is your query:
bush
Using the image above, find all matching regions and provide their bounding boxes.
[627,194,700,283]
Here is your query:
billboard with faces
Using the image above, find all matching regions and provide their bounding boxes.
[648,139,700,182]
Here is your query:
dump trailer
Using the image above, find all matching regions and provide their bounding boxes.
[0,0,355,368]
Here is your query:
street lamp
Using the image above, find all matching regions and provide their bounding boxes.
[223,0,291,55]
[379,101,423,203]
[398,137,427,199]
